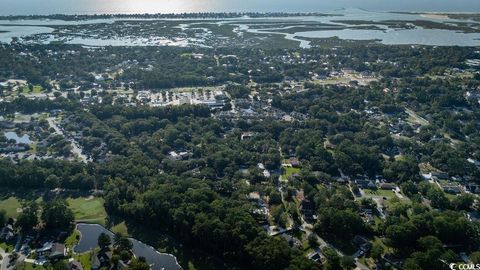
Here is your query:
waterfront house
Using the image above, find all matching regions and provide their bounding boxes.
[92,250,113,270]
[69,260,83,270]
[37,242,66,259]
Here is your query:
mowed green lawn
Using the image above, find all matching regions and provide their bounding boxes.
[0,197,21,218]
[363,189,396,198]
[281,166,301,182]
[0,195,107,225]
[75,249,97,269]
[67,197,107,225]
[111,221,130,236]
[14,262,46,270]
[20,85,43,94]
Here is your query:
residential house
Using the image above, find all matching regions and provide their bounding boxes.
[353,235,372,253]
[301,199,315,222]
[442,185,461,194]
[92,250,113,270]
[280,234,302,248]
[168,151,192,161]
[37,242,66,259]
[69,260,84,270]
[431,172,449,180]
[465,183,480,194]
[284,157,300,168]
[307,250,326,265]
[0,224,14,241]
[355,179,376,190]
[360,71,375,79]
[379,182,397,190]
[360,208,374,225]
[380,254,404,270]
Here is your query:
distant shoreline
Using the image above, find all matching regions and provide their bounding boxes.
[420,14,450,20]
[0,12,339,21]
[2,11,480,22]
[391,11,480,16]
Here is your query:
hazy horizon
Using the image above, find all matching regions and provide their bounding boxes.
[1,0,480,15]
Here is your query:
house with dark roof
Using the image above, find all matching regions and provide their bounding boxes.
[92,250,113,270]
[355,179,376,190]
[307,249,326,265]
[69,260,83,270]
[442,185,461,194]
[301,199,315,222]
[37,242,66,259]
[465,183,480,194]
[431,172,449,180]
[280,234,302,248]
[0,224,14,241]
[379,182,397,190]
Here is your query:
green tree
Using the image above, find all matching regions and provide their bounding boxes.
[44,174,61,189]
[246,237,291,270]
[426,188,450,210]
[128,257,150,270]
[269,191,282,205]
[322,248,341,270]
[308,234,318,248]
[52,260,69,270]
[113,233,133,251]
[370,242,384,261]
[452,194,474,210]
[315,208,364,240]
[0,209,6,227]
[383,157,419,182]
[15,201,38,231]
[341,256,356,270]
[41,199,74,230]
[98,232,111,249]
[385,223,418,250]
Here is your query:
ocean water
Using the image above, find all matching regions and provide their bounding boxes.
[1,0,480,15]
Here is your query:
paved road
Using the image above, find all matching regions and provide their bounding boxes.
[298,219,370,270]
[0,247,7,270]
[0,249,26,270]
[357,187,386,220]
[223,91,236,113]
[276,151,369,269]
[371,197,386,219]
[47,117,89,163]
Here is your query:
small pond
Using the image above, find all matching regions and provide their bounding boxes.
[4,131,32,144]
[75,223,182,270]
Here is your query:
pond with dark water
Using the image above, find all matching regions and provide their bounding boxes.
[75,223,182,270]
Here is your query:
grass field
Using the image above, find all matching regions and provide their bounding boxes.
[0,197,21,218]
[111,221,130,236]
[0,194,107,225]
[67,197,107,225]
[445,193,459,200]
[20,85,43,94]
[0,241,14,252]
[75,250,96,269]
[405,108,429,126]
[14,263,46,270]
[281,166,301,182]
[312,77,351,85]
[284,167,300,177]
[65,229,80,249]
[363,189,396,198]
